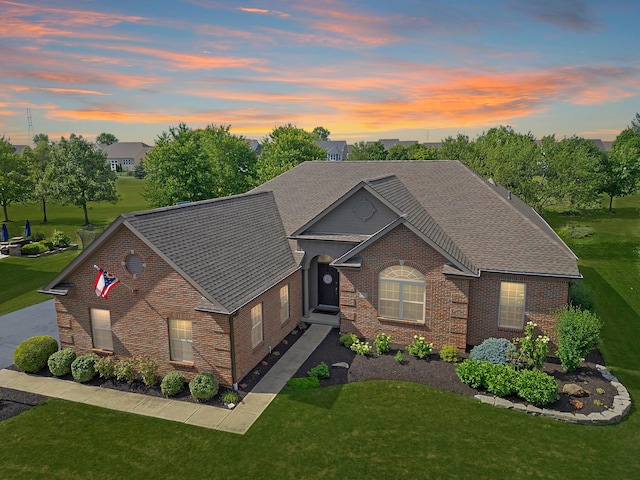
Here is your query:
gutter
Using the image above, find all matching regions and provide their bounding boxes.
[229,312,238,389]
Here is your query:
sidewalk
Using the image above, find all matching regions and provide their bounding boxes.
[0,323,332,434]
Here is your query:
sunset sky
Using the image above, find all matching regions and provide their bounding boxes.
[2,0,639,146]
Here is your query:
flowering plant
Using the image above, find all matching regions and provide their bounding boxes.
[350,340,372,356]
[509,322,550,370]
[406,335,433,359]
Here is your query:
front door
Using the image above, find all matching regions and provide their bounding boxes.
[317,263,339,309]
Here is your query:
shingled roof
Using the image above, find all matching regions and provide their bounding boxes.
[42,191,299,314]
[253,160,579,278]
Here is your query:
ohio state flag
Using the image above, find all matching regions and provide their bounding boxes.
[94,269,120,299]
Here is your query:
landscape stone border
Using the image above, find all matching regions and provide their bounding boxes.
[473,364,631,425]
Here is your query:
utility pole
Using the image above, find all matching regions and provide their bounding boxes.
[26,108,34,144]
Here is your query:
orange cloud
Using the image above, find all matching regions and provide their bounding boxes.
[237,7,290,18]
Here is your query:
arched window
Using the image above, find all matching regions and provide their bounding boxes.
[379,265,425,322]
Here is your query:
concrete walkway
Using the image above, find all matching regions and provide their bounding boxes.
[0,323,332,434]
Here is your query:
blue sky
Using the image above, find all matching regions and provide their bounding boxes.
[1,0,639,146]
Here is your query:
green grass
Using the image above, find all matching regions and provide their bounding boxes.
[2,191,640,478]
[0,178,147,315]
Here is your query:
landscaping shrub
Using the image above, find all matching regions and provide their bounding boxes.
[569,281,594,311]
[50,230,71,248]
[470,337,513,365]
[455,359,493,389]
[137,356,159,387]
[286,377,320,389]
[515,369,559,407]
[406,335,432,359]
[189,372,219,401]
[13,335,59,373]
[439,345,461,363]
[307,362,330,379]
[21,243,42,255]
[71,353,99,383]
[374,333,391,355]
[114,358,137,383]
[47,348,76,377]
[394,350,404,363]
[556,307,603,371]
[510,322,550,370]
[161,371,186,397]
[94,356,117,379]
[30,231,46,242]
[339,332,358,348]
[485,364,519,397]
[221,389,240,404]
[350,339,372,356]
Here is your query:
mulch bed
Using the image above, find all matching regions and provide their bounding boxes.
[0,327,617,422]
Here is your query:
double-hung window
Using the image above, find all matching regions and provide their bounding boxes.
[90,308,114,351]
[499,282,526,329]
[378,265,425,322]
[169,319,193,363]
[251,303,263,348]
[280,285,290,323]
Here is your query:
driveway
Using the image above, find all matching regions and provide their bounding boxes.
[0,300,58,369]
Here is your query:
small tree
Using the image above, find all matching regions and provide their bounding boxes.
[96,132,119,145]
[0,136,30,222]
[312,126,330,141]
[598,128,640,211]
[46,134,118,225]
[555,307,603,371]
[22,134,54,223]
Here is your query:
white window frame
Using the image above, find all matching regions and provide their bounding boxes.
[169,319,193,363]
[90,308,114,351]
[251,303,263,348]
[499,282,526,329]
[110,159,119,171]
[122,158,133,165]
[378,265,425,322]
[280,285,290,323]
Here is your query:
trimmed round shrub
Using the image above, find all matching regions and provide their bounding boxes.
[470,337,513,365]
[455,359,493,389]
[339,332,358,348]
[21,243,42,255]
[439,345,461,363]
[161,371,186,397]
[189,372,219,401]
[485,364,519,397]
[47,348,76,376]
[71,353,99,383]
[515,369,559,407]
[13,335,59,373]
[307,361,330,379]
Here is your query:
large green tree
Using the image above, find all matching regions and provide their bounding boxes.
[96,132,119,145]
[0,137,30,222]
[406,143,438,160]
[22,134,54,223]
[255,124,325,183]
[598,128,640,211]
[311,126,330,141]
[630,112,640,136]
[46,134,118,225]
[386,144,408,160]
[347,141,387,160]
[143,123,257,207]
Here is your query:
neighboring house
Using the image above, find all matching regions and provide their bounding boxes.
[41,161,580,388]
[366,139,419,150]
[316,140,348,161]
[12,145,27,155]
[100,142,152,172]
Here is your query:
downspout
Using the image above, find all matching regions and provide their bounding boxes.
[229,313,238,390]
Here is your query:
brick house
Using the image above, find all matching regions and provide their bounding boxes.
[41,160,580,387]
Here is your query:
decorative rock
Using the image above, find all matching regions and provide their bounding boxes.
[227,403,235,409]
[475,394,494,405]
[494,397,513,409]
[526,405,542,415]
[331,362,350,369]
[562,383,586,396]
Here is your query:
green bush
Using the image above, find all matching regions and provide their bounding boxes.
[13,335,59,373]
[515,369,559,407]
[556,307,603,371]
[569,281,594,311]
[71,353,99,383]
[21,243,43,255]
[307,362,330,379]
[374,333,391,355]
[221,390,240,404]
[406,335,432,359]
[137,357,159,387]
[30,231,46,242]
[160,371,186,397]
[439,345,461,363]
[485,364,519,397]
[189,372,219,401]
[510,322,550,370]
[394,350,404,362]
[286,376,320,389]
[470,337,513,365]
[47,348,76,376]
[339,333,358,348]
[50,230,71,248]
[350,339,372,356]
[94,356,117,379]
[455,359,493,389]
[114,358,137,383]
